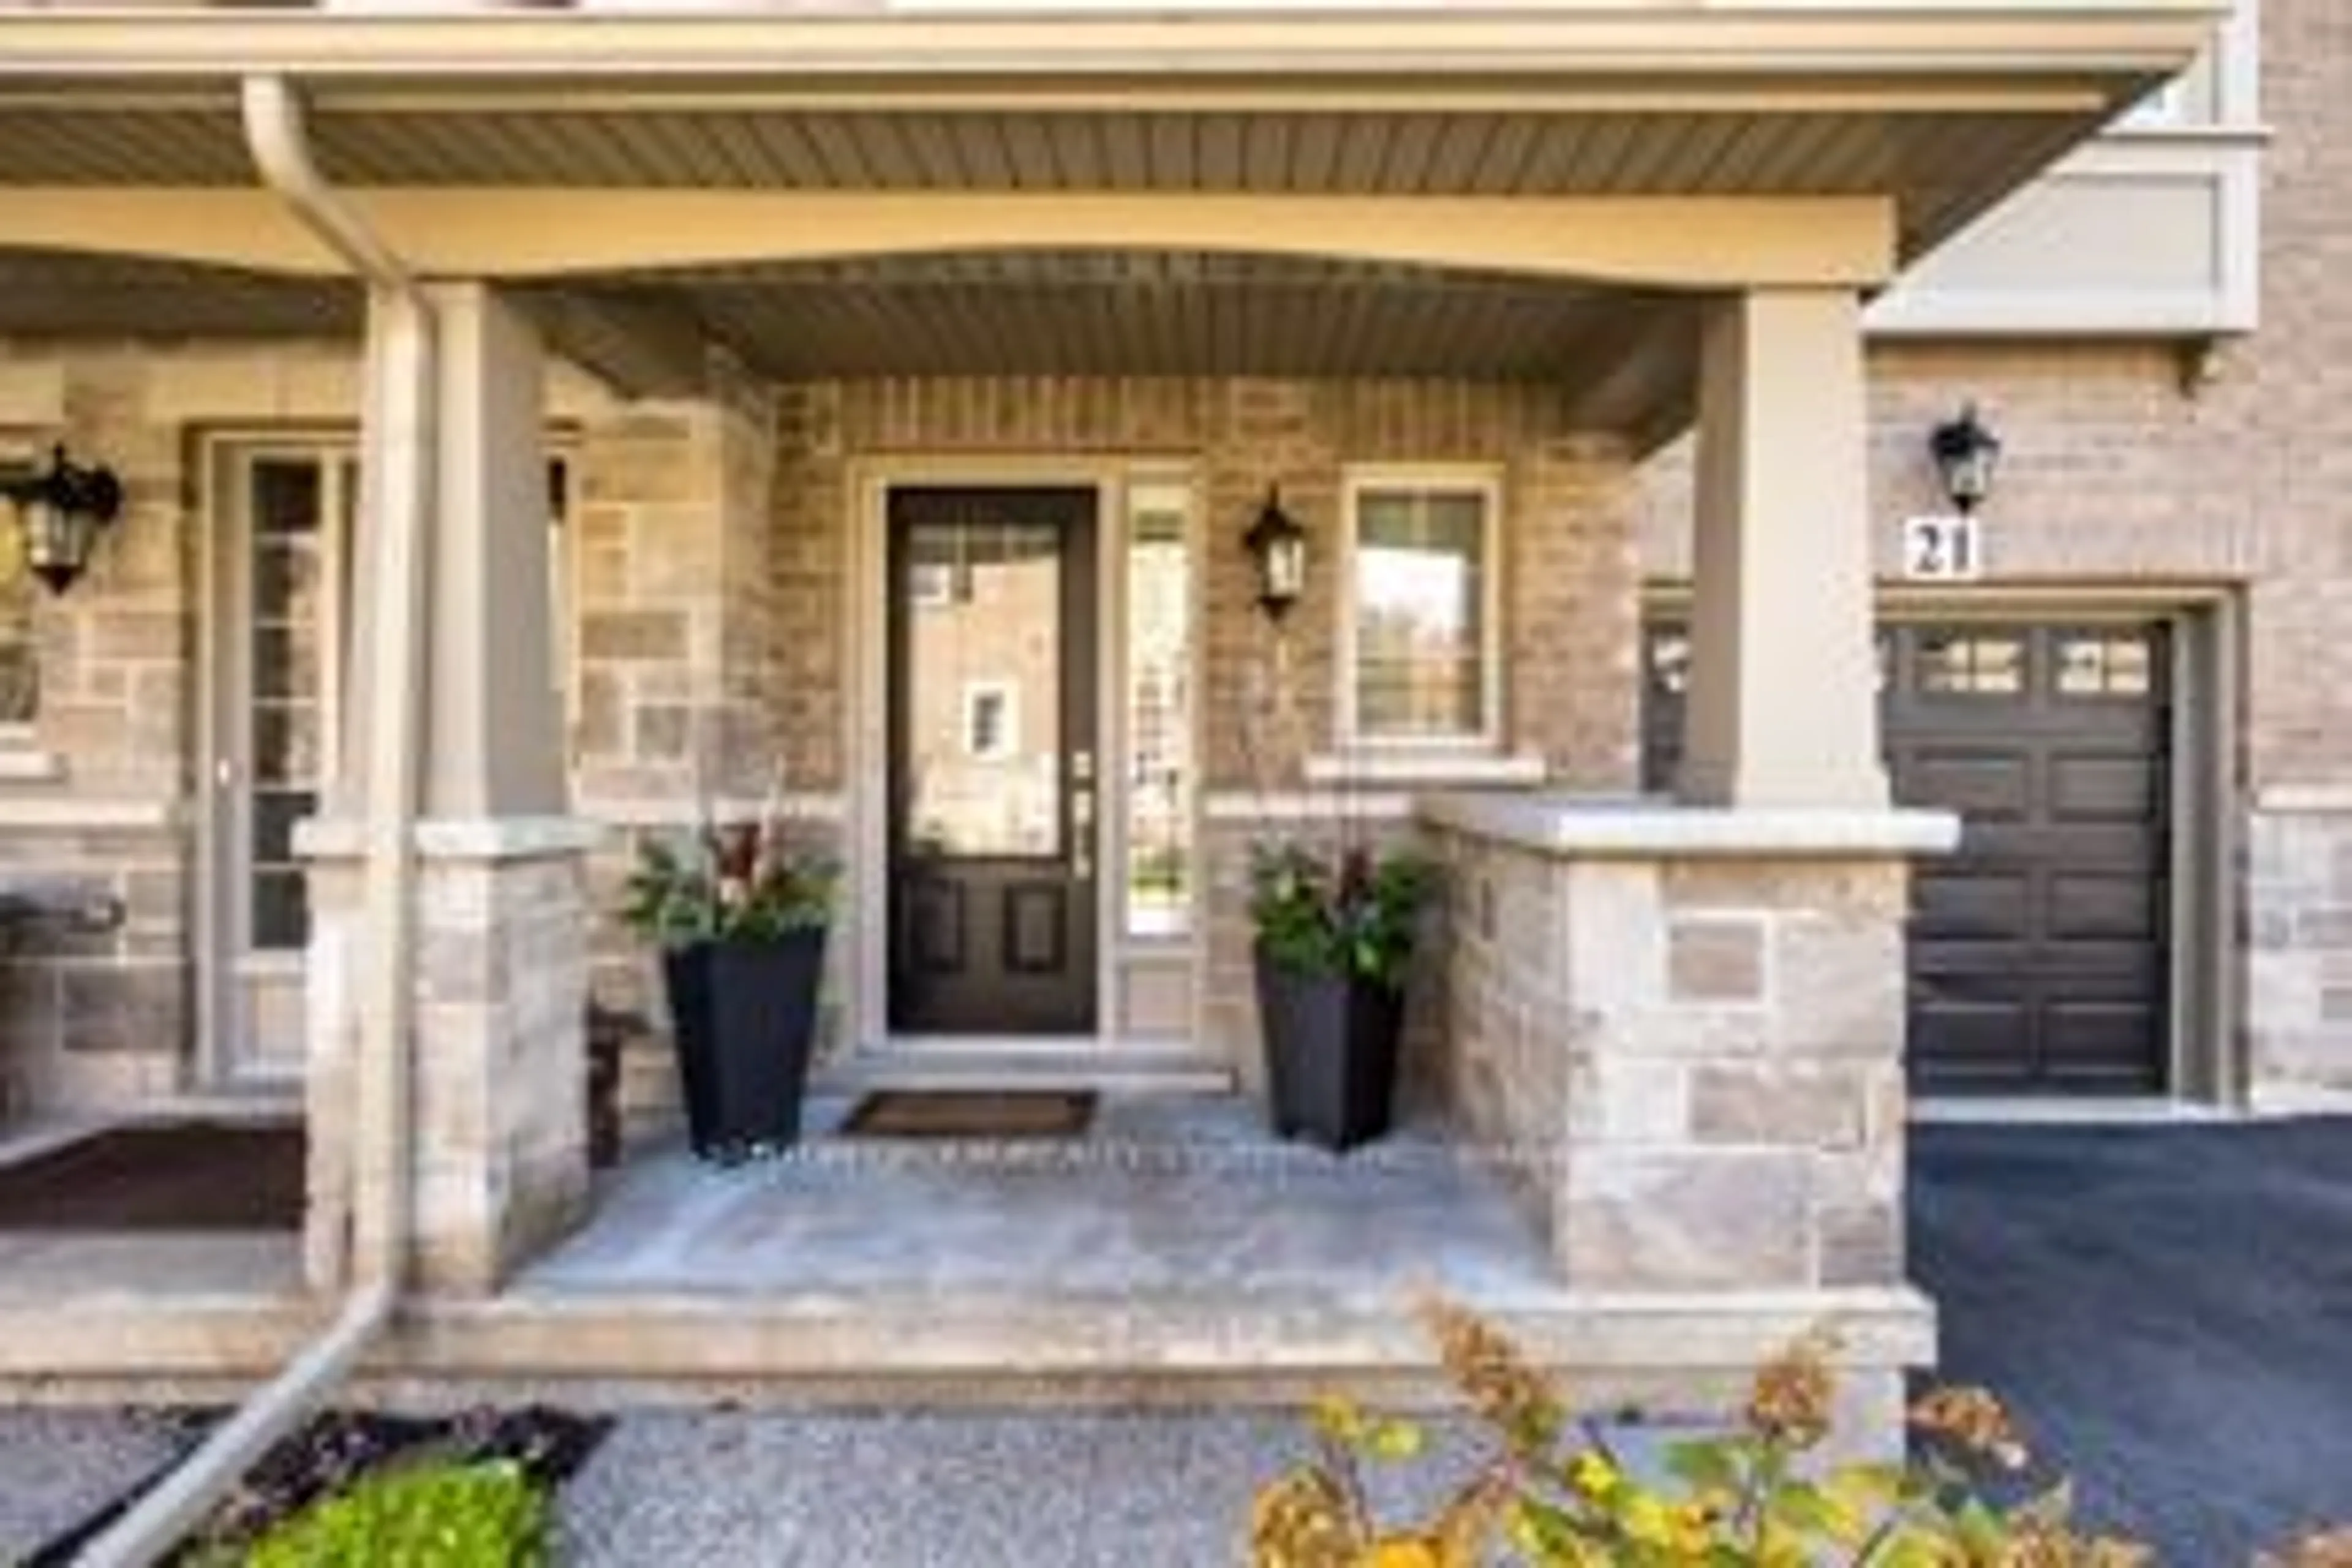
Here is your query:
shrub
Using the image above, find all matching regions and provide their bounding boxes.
[1248,841,1435,991]
[235,1458,547,1568]
[1250,1300,2152,1567]
[622,818,837,946]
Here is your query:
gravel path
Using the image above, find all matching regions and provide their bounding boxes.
[0,1409,186,1561]
[556,1409,1495,1567]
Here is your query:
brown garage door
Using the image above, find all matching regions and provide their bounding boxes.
[1642,619,2172,1095]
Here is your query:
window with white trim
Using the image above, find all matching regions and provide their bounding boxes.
[1343,473,1499,746]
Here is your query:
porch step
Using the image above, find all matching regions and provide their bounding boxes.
[813,1047,1235,1097]
[385,1286,1933,1416]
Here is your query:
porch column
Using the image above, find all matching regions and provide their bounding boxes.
[1679,288,1888,810]
[304,281,595,1295]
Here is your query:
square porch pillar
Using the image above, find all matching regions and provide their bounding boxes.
[1679,288,1888,810]
[303,282,597,1296]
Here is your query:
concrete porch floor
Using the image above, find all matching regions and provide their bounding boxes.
[0,1095,1932,1414]
[523,1094,1559,1305]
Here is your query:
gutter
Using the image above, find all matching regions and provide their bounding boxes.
[0,8,2230,87]
[77,75,436,1568]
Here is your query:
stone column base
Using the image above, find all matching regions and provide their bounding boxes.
[301,816,601,1295]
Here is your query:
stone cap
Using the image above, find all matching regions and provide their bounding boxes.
[295,814,606,863]
[1417,792,1961,859]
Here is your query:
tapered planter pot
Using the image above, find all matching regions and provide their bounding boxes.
[662,929,827,1163]
[1254,943,1404,1153]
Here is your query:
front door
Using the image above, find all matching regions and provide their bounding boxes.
[887,487,1099,1035]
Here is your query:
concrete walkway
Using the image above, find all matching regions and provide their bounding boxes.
[1911,1116,2352,1562]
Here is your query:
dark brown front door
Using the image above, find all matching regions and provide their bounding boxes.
[887,488,1099,1035]
[1642,617,2174,1094]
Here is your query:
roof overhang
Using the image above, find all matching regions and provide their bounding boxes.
[0,4,2226,262]
[0,6,2227,89]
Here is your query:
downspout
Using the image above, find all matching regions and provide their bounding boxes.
[78,75,435,1568]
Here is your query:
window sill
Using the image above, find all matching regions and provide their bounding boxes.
[0,749,66,785]
[1303,751,1545,788]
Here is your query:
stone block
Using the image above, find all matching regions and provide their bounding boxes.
[1667,916,1766,1003]
[1689,1064,1869,1148]
[1562,1150,1812,1290]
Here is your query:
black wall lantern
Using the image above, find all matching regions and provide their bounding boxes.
[1243,484,1307,624]
[2,444,123,595]
[1928,403,2002,515]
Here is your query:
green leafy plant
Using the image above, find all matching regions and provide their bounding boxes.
[235,1458,546,1568]
[1251,1299,2173,1568]
[622,818,837,947]
[1248,840,1435,991]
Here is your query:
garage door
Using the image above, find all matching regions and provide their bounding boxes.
[1642,619,2173,1095]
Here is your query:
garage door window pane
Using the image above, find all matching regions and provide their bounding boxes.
[2057,633,2154,698]
[1349,483,1493,743]
[1917,633,2024,696]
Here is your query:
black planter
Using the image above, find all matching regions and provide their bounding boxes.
[660,929,826,1163]
[1253,943,1406,1153]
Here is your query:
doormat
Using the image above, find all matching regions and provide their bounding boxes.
[840,1090,1097,1140]
[0,1120,304,1231]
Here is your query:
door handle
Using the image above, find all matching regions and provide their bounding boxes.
[1071,785,1095,881]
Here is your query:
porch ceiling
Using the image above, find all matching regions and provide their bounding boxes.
[0,244,1696,435]
[555,252,1692,399]
[0,247,355,339]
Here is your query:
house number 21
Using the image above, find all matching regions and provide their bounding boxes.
[1902,514,1984,581]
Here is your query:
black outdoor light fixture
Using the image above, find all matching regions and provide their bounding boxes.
[1929,403,2002,515]
[1,443,123,595]
[1243,484,1307,624]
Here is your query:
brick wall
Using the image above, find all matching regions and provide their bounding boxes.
[762,376,1640,1079]
[0,345,234,1116]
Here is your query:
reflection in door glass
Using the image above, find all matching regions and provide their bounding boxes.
[1125,491,1193,939]
[905,518,1062,858]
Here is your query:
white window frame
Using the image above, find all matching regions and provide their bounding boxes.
[1337,466,1505,752]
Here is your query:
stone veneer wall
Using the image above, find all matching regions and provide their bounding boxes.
[0,336,630,1125]
[303,833,592,1293]
[0,345,344,1117]
[2244,797,2352,1110]
[1431,824,1910,1294]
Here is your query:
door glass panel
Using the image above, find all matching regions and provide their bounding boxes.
[903,518,1063,858]
[247,458,328,952]
[1125,488,1193,940]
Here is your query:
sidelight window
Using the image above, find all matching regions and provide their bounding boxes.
[1123,483,1194,940]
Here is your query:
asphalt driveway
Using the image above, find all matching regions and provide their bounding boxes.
[1911,1117,2352,1562]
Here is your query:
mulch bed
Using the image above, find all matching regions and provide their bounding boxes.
[26,1406,612,1566]
[0,1122,304,1232]
[840,1089,1097,1140]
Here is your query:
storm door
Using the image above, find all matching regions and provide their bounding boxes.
[203,447,354,1086]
